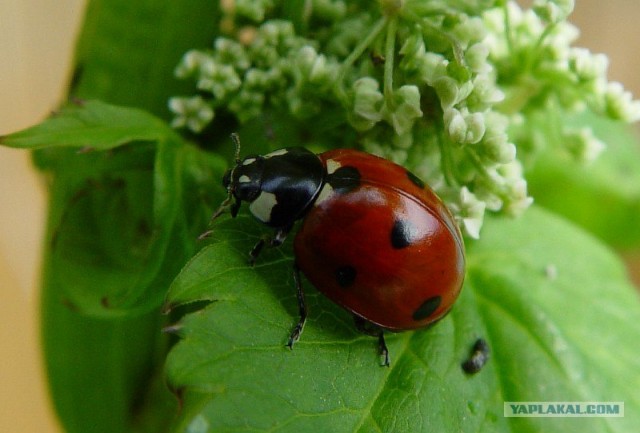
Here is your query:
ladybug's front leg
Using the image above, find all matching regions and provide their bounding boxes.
[287,263,307,349]
[249,225,291,266]
[198,198,241,240]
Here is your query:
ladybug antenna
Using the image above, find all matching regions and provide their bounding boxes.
[200,134,242,239]
[230,132,242,164]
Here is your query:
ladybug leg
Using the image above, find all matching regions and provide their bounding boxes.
[209,194,240,223]
[198,198,241,240]
[353,316,391,367]
[286,263,307,349]
[249,237,267,265]
[249,225,292,266]
[229,198,241,218]
[377,332,390,368]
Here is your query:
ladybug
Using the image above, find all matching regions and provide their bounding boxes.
[212,134,465,366]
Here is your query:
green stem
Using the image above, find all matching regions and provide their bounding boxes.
[497,77,541,115]
[335,17,387,101]
[438,131,458,187]
[421,18,464,65]
[383,16,398,108]
[523,23,557,74]
[464,146,510,200]
[503,2,514,55]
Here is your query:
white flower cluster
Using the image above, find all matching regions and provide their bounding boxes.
[485,2,640,155]
[169,0,639,239]
[168,95,214,133]
[358,12,529,238]
[169,20,344,125]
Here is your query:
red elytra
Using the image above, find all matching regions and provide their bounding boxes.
[294,149,465,330]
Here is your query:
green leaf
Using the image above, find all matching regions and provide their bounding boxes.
[47,145,226,317]
[31,2,224,432]
[41,286,170,433]
[165,207,640,432]
[527,114,640,249]
[70,0,221,119]
[37,119,226,430]
[7,98,226,317]
[46,140,178,315]
[468,208,640,433]
[20,99,177,315]
[1,100,172,150]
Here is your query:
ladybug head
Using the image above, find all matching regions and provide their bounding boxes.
[223,155,265,204]
[212,134,325,228]
[210,133,259,221]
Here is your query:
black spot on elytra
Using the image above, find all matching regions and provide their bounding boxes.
[328,166,361,194]
[335,265,357,288]
[412,295,441,321]
[406,170,425,189]
[390,219,418,249]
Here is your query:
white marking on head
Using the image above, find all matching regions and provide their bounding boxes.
[238,175,251,183]
[249,191,278,223]
[242,157,257,166]
[264,148,289,158]
[325,159,341,174]
[314,183,335,206]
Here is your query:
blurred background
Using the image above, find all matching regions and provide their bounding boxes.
[1,1,638,431]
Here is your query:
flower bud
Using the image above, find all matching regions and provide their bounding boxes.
[350,77,384,130]
[564,127,606,163]
[386,85,423,135]
[168,96,214,133]
[533,0,575,23]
